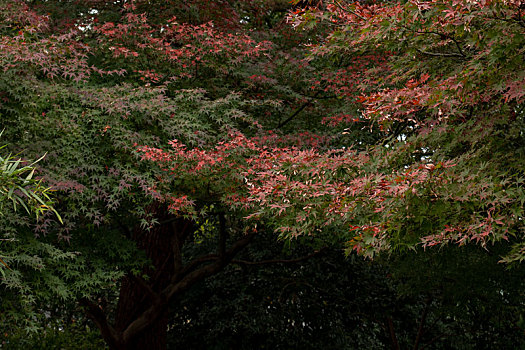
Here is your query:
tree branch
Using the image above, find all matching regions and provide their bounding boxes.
[80,298,123,350]
[130,275,161,304]
[178,254,219,277]
[120,233,256,344]
[232,247,327,265]
[277,90,322,129]
[333,0,367,22]
[386,316,400,350]
[116,218,132,238]
[401,26,467,58]
[300,93,338,100]
[171,220,191,276]
[218,212,226,259]
[413,296,432,350]
[416,48,465,58]
[172,222,184,276]
[419,332,449,350]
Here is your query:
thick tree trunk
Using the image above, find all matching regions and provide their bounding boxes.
[114,207,189,349]
[115,278,169,349]
[82,206,254,350]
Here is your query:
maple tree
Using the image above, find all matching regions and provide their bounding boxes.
[1,0,524,348]
[284,0,525,260]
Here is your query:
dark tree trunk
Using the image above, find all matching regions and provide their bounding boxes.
[115,278,169,349]
[82,205,254,350]
[114,207,189,349]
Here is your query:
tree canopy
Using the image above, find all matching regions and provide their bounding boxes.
[1,0,524,348]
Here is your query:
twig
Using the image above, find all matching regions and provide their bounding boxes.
[232,247,327,265]
[416,49,465,58]
[401,26,467,58]
[277,90,322,128]
[333,0,367,22]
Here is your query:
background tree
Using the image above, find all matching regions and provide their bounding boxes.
[168,239,525,350]
[283,0,525,258]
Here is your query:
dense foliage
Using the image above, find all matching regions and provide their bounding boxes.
[168,236,525,349]
[1,0,524,348]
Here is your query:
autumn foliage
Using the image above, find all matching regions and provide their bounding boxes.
[1,0,525,348]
